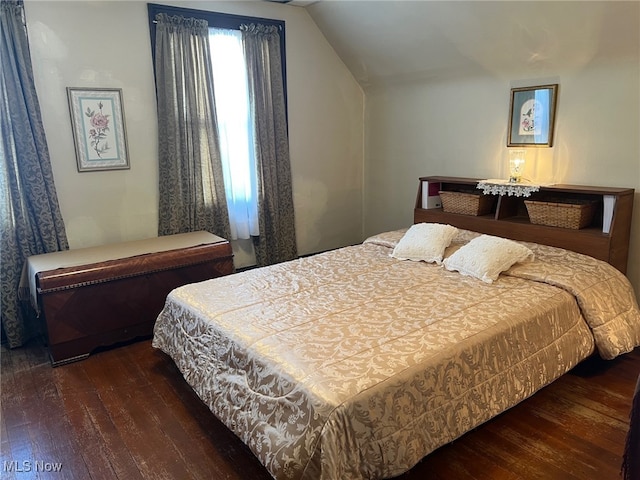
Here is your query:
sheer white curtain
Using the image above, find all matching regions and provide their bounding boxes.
[209,28,259,240]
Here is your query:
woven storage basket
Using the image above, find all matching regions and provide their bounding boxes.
[525,200,596,229]
[439,191,494,216]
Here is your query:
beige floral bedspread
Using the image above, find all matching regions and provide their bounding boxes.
[152,229,640,480]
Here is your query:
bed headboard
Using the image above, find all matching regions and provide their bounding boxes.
[414,176,635,274]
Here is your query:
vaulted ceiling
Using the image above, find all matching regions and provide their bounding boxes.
[296,1,639,88]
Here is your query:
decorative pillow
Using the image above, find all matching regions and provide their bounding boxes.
[390,223,458,264]
[443,234,534,283]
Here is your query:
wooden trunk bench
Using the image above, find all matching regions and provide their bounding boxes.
[25,231,233,366]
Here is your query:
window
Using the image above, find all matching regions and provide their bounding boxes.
[209,28,259,239]
[147,3,287,239]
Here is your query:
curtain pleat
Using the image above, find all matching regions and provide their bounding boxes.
[0,0,68,347]
[154,13,230,239]
[241,24,297,266]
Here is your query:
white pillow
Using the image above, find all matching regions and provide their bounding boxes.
[443,234,534,283]
[390,223,458,264]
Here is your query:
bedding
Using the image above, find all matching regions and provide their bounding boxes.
[152,228,640,480]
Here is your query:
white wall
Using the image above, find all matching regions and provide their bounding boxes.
[364,55,640,296]
[24,0,364,266]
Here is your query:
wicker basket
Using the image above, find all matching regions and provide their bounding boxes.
[439,191,494,216]
[525,200,596,229]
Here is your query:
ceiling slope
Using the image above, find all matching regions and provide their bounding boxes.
[304,1,640,87]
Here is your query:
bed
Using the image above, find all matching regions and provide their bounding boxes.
[152,224,640,480]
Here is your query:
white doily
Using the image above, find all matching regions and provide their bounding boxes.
[477,179,541,197]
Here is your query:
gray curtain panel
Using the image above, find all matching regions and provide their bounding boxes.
[241,24,298,266]
[0,0,69,347]
[154,13,231,239]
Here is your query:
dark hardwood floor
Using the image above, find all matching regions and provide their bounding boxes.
[2,337,639,479]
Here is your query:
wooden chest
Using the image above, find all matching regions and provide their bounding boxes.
[26,232,233,366]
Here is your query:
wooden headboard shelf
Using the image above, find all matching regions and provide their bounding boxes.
[414,176,634,273]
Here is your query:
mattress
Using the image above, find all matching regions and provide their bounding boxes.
[152,229,640,480]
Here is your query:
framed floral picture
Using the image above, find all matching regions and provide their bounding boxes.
[67,87,130,171]
[507,84,558,147]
